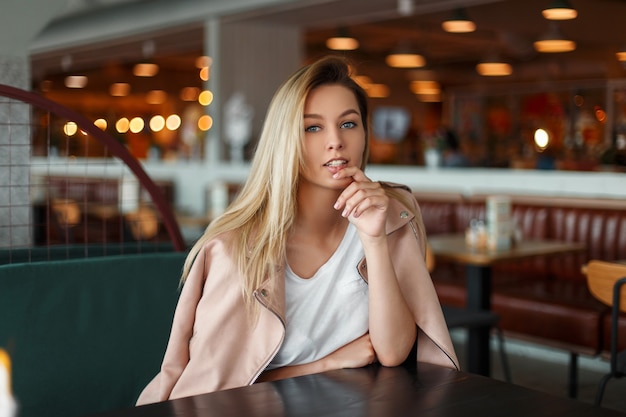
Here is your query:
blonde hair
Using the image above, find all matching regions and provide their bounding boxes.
[181,56,371,308]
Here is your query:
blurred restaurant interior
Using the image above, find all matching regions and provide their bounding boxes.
[3,2,626,415]
[27,0,626,172]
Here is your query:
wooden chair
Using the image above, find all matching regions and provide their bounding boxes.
[585,260,626,406]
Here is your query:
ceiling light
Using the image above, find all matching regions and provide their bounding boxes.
[134,40,159,77]
[133,62,159,77]
[326,28,359,50]
[542,0,577,20]
[442,8,476,33]
[386,43,426,68]
[386,53,425,68]
[616,48,626,62]
[476,59,513,76]
[410,80,440,95]
[534,23,576,53]
[64,75,88,88]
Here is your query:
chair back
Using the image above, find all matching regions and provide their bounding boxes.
[586,260,626,312]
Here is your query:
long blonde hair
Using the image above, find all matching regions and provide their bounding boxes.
[182,56,371,305]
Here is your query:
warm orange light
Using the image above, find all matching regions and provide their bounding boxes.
[166,114,181,131]
[195,55,212,69]
[150,115,166,132]
[442,8,476,33]
[146,90,167,104]
[65,75,88,88]
[110,83,130,97]
[410,80,441,95]
[200,67,210,81]
[94,119,107,130]
[476,62,513,76]
[116,118,130,133]
[180,87,200,101]
[129,117,145,133]
[198,115,213,131]
[534,38,576,53]
[63,122,78,136]
[366,84,390,98]
[386,53,425,68]
[199,90,214,106]
[133,63,159,77]
[542,1,577,20]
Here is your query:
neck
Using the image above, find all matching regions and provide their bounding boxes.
[295,182,347,236]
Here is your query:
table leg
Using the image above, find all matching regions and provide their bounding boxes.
[465,264,492,377]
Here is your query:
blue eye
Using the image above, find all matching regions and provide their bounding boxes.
[305,125,321,132]
[341,121,357,129]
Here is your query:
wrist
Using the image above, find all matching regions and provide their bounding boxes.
[359,233,388,250]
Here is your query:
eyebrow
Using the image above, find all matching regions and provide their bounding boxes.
[303,109,360,119]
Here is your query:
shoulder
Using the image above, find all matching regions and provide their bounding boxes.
[187,231,239,275]
[380,181,412,194]
[380,181,418,212]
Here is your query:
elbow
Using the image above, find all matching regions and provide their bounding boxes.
[376,349,412,367]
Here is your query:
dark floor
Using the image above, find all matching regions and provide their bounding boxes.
[450,330,626,414]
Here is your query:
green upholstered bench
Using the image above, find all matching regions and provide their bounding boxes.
[0,252,187,417]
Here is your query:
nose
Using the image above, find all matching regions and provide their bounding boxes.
[327,126,344,150]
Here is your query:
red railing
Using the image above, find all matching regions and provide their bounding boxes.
[0,83,186,254]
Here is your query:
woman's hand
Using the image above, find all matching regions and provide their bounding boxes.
[257,334,376,383]
[333,167,388,239]
[324,333,377,370]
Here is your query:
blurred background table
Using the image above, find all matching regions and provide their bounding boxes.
[428,234,585,377]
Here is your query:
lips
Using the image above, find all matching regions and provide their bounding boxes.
[323,159,347,167]
[323,158,348,175]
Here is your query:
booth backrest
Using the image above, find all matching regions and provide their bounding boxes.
[0,242,177,265]
[416,191,626,282]
[0,252,187,417]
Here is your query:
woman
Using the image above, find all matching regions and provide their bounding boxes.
[136,56,458,405]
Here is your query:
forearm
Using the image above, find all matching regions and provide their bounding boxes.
[257,333,376,383]
[361,236,416,366]
[257,358,330,383]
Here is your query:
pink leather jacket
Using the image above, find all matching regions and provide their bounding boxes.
[136,185,459,405]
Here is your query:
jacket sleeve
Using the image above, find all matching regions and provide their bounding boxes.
[135,248,208,405]
[387,189,460,371]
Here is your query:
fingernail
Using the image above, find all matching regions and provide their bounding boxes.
[334,201,340,210]
[342,209,347,217]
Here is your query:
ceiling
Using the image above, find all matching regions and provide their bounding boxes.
[275,0,626,90]
[29,0,626,104]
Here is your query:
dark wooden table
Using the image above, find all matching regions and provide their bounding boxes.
[428,234,585,377]
[84,363,625,417]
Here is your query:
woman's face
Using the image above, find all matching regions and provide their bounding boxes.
[300,84,366,190]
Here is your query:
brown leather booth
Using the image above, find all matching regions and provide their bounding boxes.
[35,176,175,245]
[417,191,626,394]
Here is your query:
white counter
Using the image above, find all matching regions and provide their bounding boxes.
[32,157,626,216]
[142,162,625,215]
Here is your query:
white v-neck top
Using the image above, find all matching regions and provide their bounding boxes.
[267,223,369,369]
